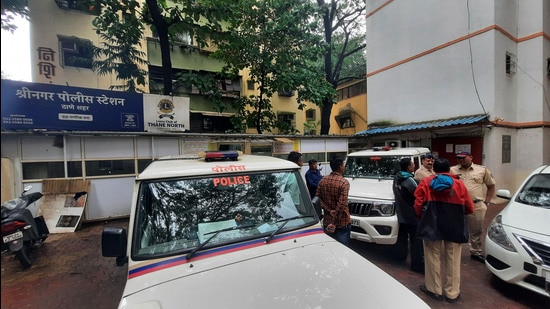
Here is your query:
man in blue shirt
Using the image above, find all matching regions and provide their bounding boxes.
[305,159,323,199]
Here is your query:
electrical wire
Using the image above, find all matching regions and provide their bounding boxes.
[466,0,488,116]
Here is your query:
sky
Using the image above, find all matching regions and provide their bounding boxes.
[1,16,31,82]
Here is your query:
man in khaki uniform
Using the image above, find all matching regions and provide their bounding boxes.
[414,153,436,181]
[450,150,496,263]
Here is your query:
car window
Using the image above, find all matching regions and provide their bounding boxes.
[132,170,316,260]
[515,174,550,208]
[344,155,406,179]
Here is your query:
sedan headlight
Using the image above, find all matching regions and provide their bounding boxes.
[371,203,395,216]
[487,215,517,252]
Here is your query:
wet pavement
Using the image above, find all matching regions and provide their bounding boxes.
[1,203,549,309]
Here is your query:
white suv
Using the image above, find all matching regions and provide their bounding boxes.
[343,147,431,244]
[102,151,429,308]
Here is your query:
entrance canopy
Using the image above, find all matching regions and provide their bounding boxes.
[355,114,489,136]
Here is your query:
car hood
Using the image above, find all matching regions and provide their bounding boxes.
[120,239,428,309]
[346,177,394,201]
[500,202,550,236]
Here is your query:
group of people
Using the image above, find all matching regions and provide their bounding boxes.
[286,149,496,304]
[393,150,496,303]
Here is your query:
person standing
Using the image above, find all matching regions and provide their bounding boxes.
[285,151,303,208]
[287,151,303,167]
[392,157,424,273]
[305,159,323,199]
[315,156,351,246]
[450,150,496,263]
[414,158,475,303]
[414,153,436,182]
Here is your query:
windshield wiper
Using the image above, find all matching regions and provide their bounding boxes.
[265,215,313,244]
[186,223,254,260]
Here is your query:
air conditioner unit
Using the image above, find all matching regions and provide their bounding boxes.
[385,140,401,148]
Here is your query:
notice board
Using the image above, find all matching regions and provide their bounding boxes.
[40,179,91,233]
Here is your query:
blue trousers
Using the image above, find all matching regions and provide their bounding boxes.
[326,224,351,246]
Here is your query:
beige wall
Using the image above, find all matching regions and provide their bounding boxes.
[1,158,15,204]
[329,80,367,136]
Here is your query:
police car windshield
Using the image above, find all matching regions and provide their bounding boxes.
[344,156,402,179]
[133,170,317,259]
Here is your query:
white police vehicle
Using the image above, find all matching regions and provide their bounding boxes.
[102,151,429,308]
[344,147,431,244]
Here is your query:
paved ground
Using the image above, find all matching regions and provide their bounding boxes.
[2,203,549,309]
[349,201,550,308]
[1,219,128,309]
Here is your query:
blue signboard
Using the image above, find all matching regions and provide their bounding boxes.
[1,79,144,131]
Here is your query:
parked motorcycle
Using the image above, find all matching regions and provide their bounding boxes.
[1,185,49,269]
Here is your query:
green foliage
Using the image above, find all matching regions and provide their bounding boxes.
[92,0,148,92]
[303,120,319,135]
[207,0,333,134]
[1,0,29,32]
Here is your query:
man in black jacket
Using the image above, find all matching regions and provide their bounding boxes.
[392,157,424,273]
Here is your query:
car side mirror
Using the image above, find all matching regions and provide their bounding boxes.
[102,227,128,266]
[496,189,511,200]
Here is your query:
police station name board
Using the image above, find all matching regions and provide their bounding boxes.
[1,79,143,131]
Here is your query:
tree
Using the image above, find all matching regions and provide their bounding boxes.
[92,0,209,94]
[208,0,333,134]
[1,0,28,32]
[316,0,366,135]
[91,0,148,92]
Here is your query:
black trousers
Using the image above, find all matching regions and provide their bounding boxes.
[393,223,424,271]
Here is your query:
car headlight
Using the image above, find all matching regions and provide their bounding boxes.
[370,203,395,216]
[487,215,517,252]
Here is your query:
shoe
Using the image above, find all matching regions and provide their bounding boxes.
[420,285,443,301]
[445,294,460,303]
[471,254,485,263]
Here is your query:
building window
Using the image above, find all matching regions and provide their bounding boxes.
[337,80,366,101]
[247,80,255,90]
[58,36,93,69]
[22,161,81,180]
[203,118,213,130]
[306,109,316,121]
[251,145,272,156]
[505,52,516,75]
[502,135,511,163]
[339,117,354,128]
[278,90,294,97]
[278,113,295,128]
[174,31,192,46]
[55,0,101,15]
[85,160,135,176]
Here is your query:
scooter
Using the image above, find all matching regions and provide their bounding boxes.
[1,185,49,269]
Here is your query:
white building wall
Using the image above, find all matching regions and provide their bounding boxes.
[366,0,549,191]
[366,0,499,124]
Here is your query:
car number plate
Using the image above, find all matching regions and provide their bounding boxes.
[351,219,360,226]
[3,231,23,243]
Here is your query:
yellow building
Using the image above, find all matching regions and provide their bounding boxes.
[27,1,319,135]
[329,79,367,135]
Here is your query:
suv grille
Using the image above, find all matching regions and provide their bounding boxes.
[516,235,550,267]
[348,202,372,216]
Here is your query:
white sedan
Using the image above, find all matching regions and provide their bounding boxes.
[485,165,550,298]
